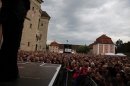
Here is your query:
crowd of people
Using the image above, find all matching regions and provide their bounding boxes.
[17,50,130,86]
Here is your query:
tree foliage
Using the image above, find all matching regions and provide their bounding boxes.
[76,44,89,53]
[124,41,130,53]
[46,44,49,50]
[115,39,124,53]
[115,39,130,55]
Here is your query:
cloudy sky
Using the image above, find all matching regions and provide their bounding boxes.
[41,0,130,45]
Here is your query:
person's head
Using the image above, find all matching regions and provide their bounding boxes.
[35,57,39,62]
[126,73,130,81]
[124,67,130,75]
[84,62,89,68]
[106,67,116,77]
[102,65,107,72]
[76,62,80,67]
[70,61,74,66]
[97,63,102,69]
[116,72,126,83]
[90,62,95,69]
[114,64,121,73]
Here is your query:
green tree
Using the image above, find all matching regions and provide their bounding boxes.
[115,39,125,53]
[124,41,130,53]
[76,44,89,53]
[46,44,49,51]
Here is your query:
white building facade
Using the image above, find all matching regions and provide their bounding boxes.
[89,34,115,55]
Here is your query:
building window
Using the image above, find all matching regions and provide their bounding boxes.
[36,34,38,41]
[28,42,30,46]
[32,7,34,11]
[38,19,40,29]
[39,34,42,40]
[35,44,37,51]
[41,23,43,26]
[30,24,32,28]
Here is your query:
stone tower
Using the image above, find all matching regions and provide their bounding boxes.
[20,0,50,51]
[38,11,50,51]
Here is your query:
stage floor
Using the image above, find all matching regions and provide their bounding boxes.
[6,62,61,86]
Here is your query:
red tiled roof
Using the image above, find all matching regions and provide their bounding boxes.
[95,34,114,44]
[89,34,114,48]
[50,41,59,46]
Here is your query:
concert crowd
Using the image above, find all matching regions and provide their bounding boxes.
[17,50,130,86]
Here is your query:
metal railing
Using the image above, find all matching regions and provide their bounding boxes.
[65,71,98,86]
[58,68,98,86]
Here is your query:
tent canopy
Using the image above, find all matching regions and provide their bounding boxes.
[104,53,115,55]
[116,53,126,56]
[58,51,63,53]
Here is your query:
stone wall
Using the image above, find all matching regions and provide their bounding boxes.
[20,0,50,51]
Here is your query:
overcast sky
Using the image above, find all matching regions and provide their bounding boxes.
[41,0,130,45]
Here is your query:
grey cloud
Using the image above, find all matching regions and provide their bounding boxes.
[42,0,130,45]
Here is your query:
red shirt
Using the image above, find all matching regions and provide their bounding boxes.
[82,68,88,75]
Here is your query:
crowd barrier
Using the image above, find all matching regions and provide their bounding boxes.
[51,66,98,86]
[65,70,98,86]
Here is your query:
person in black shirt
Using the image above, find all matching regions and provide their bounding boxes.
[0,0,30,82]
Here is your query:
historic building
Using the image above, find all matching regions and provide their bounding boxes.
[20,0,50,51]
[89,34,115,55]
[49,41,59,53]
[49,41,79,53]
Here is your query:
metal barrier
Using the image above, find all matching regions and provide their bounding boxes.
[66,70,68,86]
[66,70,74,86]
[58,68,67,86]
[67,74,97,86]
[89,77,98,86]
[64,70,98,86]
[81,76,97,86]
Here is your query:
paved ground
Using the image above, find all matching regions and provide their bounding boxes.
[0,62,61,86]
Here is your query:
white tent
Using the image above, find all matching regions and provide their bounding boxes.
[116,53,126,56]
[71,52,75,54]
[58,51,63,53]
[104,53,115,55]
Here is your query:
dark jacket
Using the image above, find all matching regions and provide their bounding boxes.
[1,0,30,10]
[0,0,30,23]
